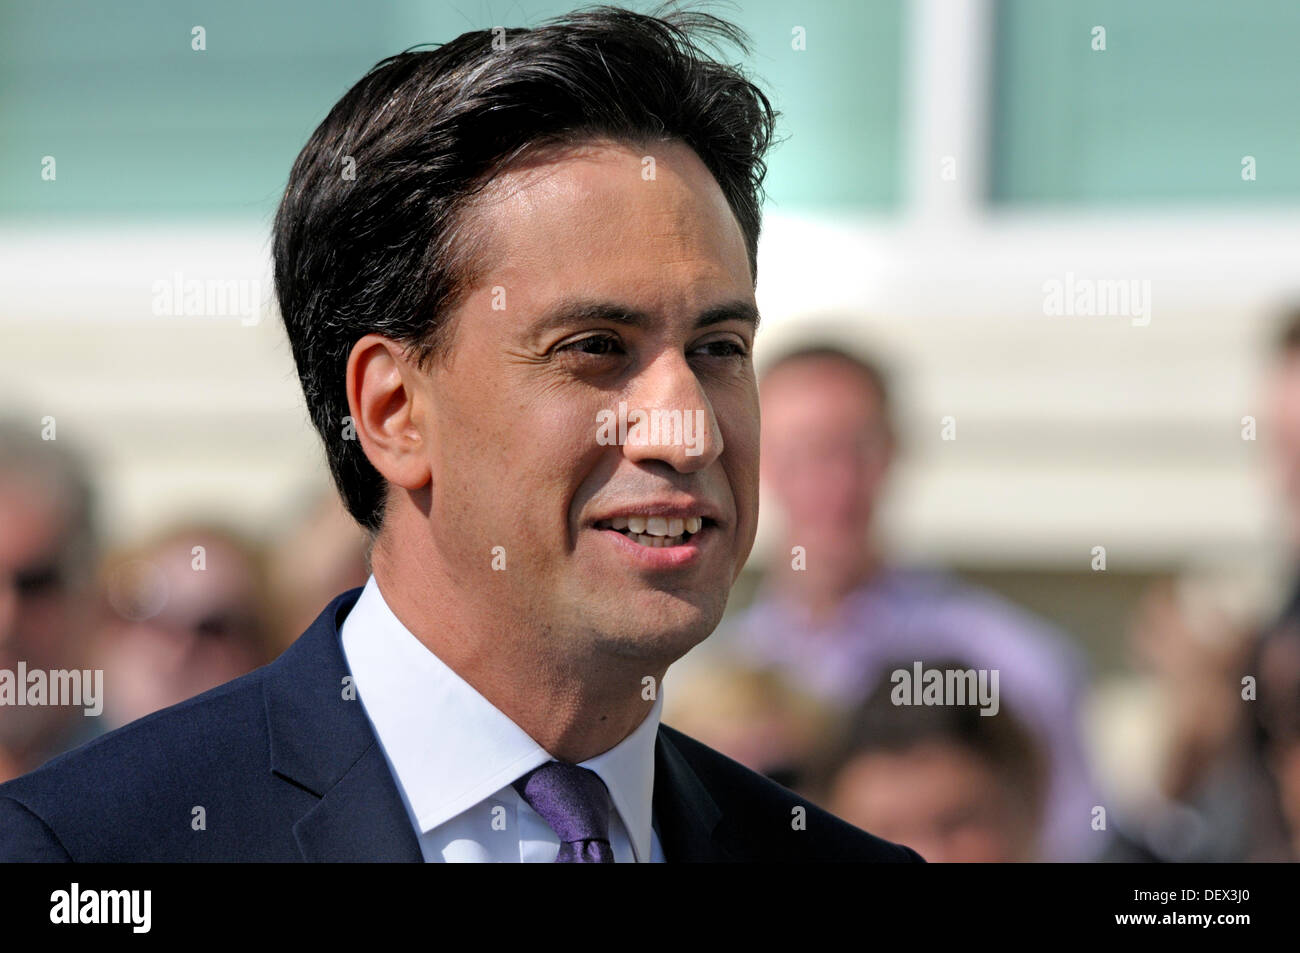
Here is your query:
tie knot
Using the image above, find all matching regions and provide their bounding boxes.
[512,761,614,849]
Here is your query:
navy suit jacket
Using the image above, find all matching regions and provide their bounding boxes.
[0,588,923,862]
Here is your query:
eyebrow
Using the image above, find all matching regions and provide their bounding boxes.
[526,296,761,339]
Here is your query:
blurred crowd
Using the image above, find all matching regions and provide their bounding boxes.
[0,440,369,785]
[665,311,1300,863]
[5,314,1300,862]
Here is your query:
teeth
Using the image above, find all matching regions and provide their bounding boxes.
[627,532,686,547]
[599,514,707,539]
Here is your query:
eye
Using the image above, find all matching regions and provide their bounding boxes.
[556,333,624,357]
[693,338,749,359]
[14,562,62,597]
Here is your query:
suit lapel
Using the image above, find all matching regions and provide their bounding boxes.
[263,588,423,862]
[292,742,423,861]
[652,727,737,861]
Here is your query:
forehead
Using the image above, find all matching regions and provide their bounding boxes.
[463,138,752,309]
[762,359,884,417]
[0,473,65,565]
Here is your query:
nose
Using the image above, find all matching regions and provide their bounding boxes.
[618,349,723,474]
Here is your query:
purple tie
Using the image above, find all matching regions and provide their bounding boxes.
[512,761,616,863]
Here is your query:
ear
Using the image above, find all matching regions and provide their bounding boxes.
[345,334,432,491]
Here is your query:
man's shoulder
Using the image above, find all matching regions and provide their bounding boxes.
[4,661,270,788]
[657,724,924,862]
[0,661,300,861]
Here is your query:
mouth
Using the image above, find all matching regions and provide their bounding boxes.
[592,515,715,548]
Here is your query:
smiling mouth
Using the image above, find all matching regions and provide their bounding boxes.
[593,515,712,548]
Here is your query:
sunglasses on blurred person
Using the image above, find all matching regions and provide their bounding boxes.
[3,558,65,601]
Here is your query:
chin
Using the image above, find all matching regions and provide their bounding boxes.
[597,591,725,661]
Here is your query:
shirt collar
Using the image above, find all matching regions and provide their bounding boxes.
[339,574,662,862]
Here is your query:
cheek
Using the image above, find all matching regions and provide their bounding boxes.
[733,439,760,506]
[723,399,761,495]
[16,601,76,659]
[435,395,599,540]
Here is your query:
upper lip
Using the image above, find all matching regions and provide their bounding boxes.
[589,500,723,527]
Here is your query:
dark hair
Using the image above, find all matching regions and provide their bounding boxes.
[814,657,1049,822]
[272,3,778,533]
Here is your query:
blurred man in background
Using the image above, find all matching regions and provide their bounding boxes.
[94,523,275,730]
[1263,307,1300,597]
[1078,307,1300,861]
[0,419,102,783]
[1250,305,1300,858]
[1253,620,1300,859]
[1092,573,1291,861]
[712,344,1102,860]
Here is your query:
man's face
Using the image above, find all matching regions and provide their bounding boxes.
[416,139,759,663]
[0,475,91,750]
[760,360,891,547]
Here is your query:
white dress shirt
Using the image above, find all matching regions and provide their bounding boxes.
[339,574,666,862]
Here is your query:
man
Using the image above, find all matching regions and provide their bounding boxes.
[0,6,920,862]
[707,344,1103,860]
[1263,307,1300,631]
[1248,304,1300,859]
[0,420,104,784]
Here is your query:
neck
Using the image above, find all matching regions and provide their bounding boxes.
[773,536,882,620]
[370,529,661,764]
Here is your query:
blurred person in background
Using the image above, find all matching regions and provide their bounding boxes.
[1090,304,1300,861]
[267,488,370,656]
[1263,306,1300,627]
[1252,617,1300,860]
[1093,574,1290,861]
[713,343,1102,860]
[814,659,1049,863]
[1246,303,1300,859]
[0,419,103,783]
[663,661,834,791]
[95,523,276,730]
